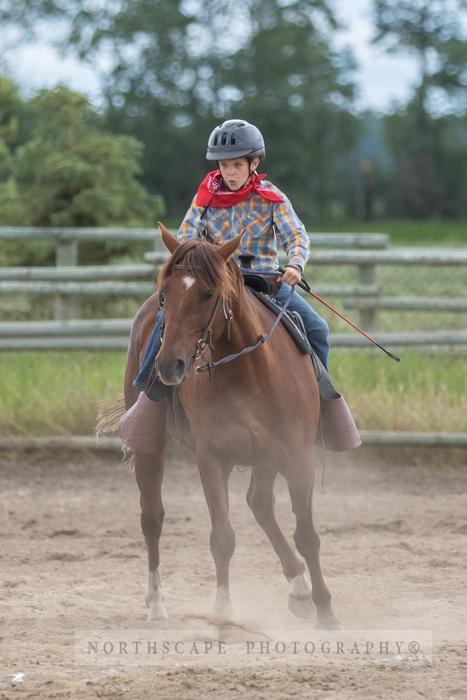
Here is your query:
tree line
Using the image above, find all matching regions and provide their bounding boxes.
[1,0,467,227]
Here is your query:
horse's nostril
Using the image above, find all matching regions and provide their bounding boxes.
[174,359,186,376]
[157,357,187,385]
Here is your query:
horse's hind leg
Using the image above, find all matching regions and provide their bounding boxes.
[247,466,314,617]
[287,464,341,629]
[134,421,168,622]
[124,299,168,621]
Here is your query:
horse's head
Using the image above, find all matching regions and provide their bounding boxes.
[155,222,243,385]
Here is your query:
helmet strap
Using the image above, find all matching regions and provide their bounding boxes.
[235,175,252,190]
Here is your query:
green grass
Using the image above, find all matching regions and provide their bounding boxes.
[0,352,125,436]
[0,350,465,436]
[331,349,467,433]
[310,219,467,246]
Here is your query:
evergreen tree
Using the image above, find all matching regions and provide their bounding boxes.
[13,86,163,226]
[0,77,27,224]
[0,0,359,220]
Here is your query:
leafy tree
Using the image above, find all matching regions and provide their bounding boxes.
[372,0,467,115]
[372,0,467,217]
[382,106,467,217]
[13,86,163,227]
[219,0,358,219]
[0,0,360,220]
[0,76,28,224]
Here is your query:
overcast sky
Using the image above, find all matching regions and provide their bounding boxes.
[4,0,419,112]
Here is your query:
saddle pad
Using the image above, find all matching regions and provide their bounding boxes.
[250,289,340,401]
[249,289,312,355]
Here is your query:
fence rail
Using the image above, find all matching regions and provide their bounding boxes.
[0,325,465,350]
[0,227,389,320]
[0,226,389,248]
[0,281,155,296]
[0,264,155,281]
[344,297,467,312]
[0,279,378,299]
[0,431,466,451]
[144,248,467,266]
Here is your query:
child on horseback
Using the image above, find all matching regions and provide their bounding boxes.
[134,118,330,395]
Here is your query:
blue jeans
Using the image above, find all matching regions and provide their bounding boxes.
[274,283,329,368]
[133,283,329,389]
[133,308,165,389]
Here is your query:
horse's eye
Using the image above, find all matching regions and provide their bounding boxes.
[159,290,165,307]
[200,291,214,302]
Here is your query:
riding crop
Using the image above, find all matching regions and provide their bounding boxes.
[281,268,401,363]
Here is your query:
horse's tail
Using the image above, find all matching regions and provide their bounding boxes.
[96,395,135,466]
[95,395,126,437]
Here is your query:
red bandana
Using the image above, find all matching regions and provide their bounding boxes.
[195,169,283,208]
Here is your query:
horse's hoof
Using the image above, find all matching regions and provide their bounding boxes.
[146,601,169,622]
[212,588,233,624]
[212,603,233,625]
[316,620,344,631]
[288,593,315,619]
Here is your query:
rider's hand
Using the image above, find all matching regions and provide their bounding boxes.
[281,265,302,286]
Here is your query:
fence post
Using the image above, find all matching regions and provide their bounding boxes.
[358,263,377,329]
[54,238,79,320]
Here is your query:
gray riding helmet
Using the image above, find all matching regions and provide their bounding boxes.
[206,119,265,161]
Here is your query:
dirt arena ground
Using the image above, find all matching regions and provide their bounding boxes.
[1,449,466,699]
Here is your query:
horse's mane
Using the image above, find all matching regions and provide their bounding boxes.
[158,239,244,302]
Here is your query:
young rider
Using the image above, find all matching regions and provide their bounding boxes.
[134,118,330,396]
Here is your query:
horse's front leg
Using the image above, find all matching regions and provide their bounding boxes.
[197,447,235,620]
[134,405,168,622]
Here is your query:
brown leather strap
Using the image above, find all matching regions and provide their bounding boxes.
[194,285,295,374]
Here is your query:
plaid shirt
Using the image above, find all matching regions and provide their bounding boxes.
[177,180,310,272]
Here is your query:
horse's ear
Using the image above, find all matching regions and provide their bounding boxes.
[217,232,244,262]
[158,221,179,254]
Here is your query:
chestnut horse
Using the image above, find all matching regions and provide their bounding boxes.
[122,223,340,629]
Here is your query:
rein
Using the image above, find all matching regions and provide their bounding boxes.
[193,294,233,363]
[193,284,295,374]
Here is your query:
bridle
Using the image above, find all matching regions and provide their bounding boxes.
[162,264,294,378]
[193,294,233,365]
[193,285,294,374]
[165,263,234,371]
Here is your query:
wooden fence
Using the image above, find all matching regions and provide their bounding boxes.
[1,227,466,450]
[0,319,466,351]
[0,226,390,248]
[146,247,467,330]
[1,227,467,344]
[1,431,466,452]
[3,247,466,328]
[0,227,388,320]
